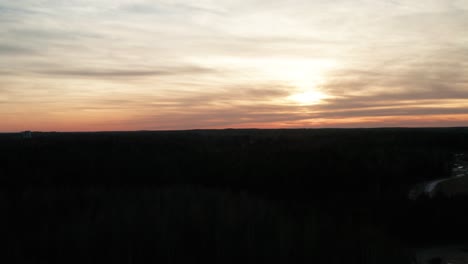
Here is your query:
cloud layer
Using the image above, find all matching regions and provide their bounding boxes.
[1,0,467,131]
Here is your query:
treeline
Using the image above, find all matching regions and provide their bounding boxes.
[2,128,468,263]
[2,128,463,196]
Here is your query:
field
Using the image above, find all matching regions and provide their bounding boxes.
[3,128,468,263]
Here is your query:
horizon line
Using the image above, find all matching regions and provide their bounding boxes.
[2,126,468,134]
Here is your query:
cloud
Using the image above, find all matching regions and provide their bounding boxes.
[323,44,468,93]
[79,84,292,112]
[120,1,226,16]
[0,44,37,55]
[1,0,468,131]
[313,43,468,122]
[36,66,217,78]
[119,104,304,130]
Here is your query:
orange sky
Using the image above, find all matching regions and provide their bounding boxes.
[1,0,468,132]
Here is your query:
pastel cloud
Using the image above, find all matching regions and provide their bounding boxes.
[1,0,467,131]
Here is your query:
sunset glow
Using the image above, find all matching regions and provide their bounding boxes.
[288,90,329,106]
[1,0,467,131]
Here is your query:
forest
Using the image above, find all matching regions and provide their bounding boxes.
[3,127,468,263]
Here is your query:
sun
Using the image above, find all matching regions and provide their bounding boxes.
[190,56,336,105]
[269,59,334,105]
[254,58,335,105]
[287,90,329,105]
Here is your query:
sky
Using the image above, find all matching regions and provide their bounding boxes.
[1,0,468,131]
